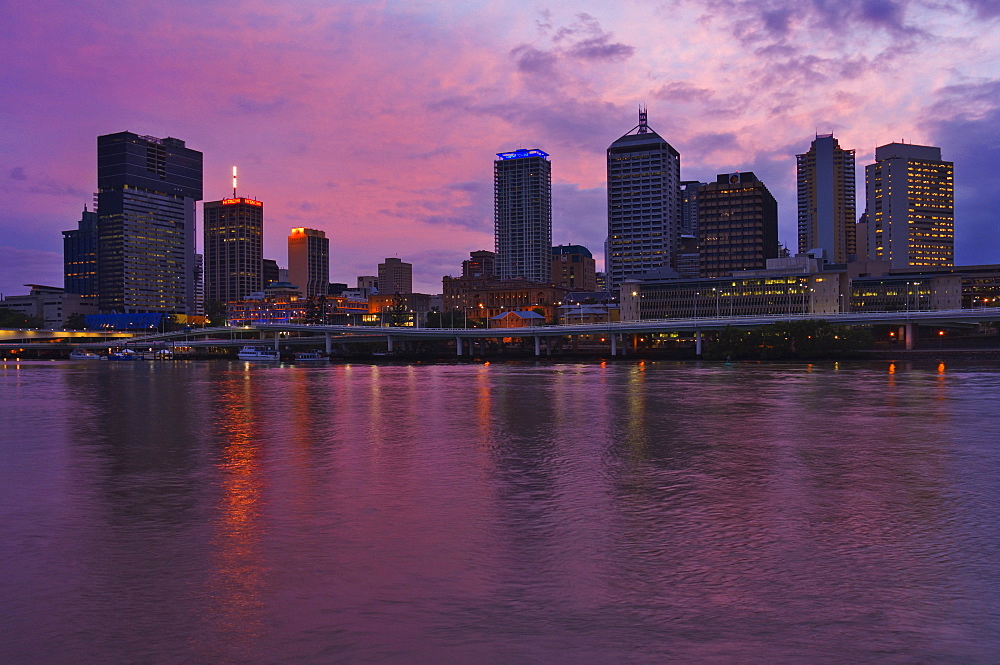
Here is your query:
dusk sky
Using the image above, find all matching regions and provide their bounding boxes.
[2,0,999,296]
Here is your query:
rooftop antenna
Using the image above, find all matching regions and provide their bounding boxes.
[637,105,648,134]
[232,166,238,198]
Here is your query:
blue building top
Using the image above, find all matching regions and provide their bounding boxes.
[496,148,549,161]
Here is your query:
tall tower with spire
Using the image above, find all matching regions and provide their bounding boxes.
[203,167,264,305]
[606,107,681,289]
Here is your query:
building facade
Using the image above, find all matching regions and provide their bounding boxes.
[698,172,779,277]
[494,148,552,282]
[551,245,597,292]
[203,197,264,305]
[865,143,954,269]
[607,108,681,289]
[0,285,99,329]
[463,250,496,278]
[796,134,857,262]
[62,206,98,303]
[288,227,329,299]
[96,131,203,314]
[378,257,413,294]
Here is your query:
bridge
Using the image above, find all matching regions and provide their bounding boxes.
[4,307,998,358]
[77,307,1000,356]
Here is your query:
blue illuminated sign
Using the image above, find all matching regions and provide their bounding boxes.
[496,148,550,160]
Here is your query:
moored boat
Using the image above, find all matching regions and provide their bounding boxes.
[293,351,327,362]
[237,346,280,361]
[69,348,102,360]
[107,348,141,361]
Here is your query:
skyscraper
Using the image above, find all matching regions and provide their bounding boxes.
[865,142,954,269]
[63,205,98,302]
[698,172,778,277]
[204,196,264,304]
[288,227,329,298]
[378,257,413,294]
[494,148,552,282]
[607,108,681,289]
[96,132,203,314]
[796,134,856,262]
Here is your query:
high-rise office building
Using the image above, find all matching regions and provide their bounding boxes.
[494,148,552,282]
[262,258,280,288]
[607,108,681,289]
[698,172,778,277]
[204,196,264,304]
[96,132,203,313]
[63,205,98,302]
[680,180,705,238]
[865,143,954,269]
[796,134,856,262]
[378,257,413,294]
[288,227,329,298]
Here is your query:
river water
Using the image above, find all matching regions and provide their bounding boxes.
[2,358,1000,663]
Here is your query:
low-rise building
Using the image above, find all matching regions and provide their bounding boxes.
[1,284,98,328]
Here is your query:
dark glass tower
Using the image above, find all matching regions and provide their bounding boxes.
[96,131,203,314]
[607,108,681,289]
[494,149,552,282]
[63,205,98,302]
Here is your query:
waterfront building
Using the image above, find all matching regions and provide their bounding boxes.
[494,148,552,282]
[620,255,845,321]
[441,275,568,324]
[62,206,98,303]
[607,108,681,289]
[367,292,432,326]
[288,228,329,299]
[226,281,304,325]
[796,134,857,262]
[378,257,413,294]
[551,245,597,292]
[0,284,98,329]
[865,143,954,269]
[463,250,496,278]
[96,131,203,314]
[697,172,779,277]
[204,197,264,304]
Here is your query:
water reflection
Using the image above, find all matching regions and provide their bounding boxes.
[2,359,1000,663]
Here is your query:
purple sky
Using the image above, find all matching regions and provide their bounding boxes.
[2,0,998,296]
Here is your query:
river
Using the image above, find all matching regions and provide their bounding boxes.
[2,358,999,663]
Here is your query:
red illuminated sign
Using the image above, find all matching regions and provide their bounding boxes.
[222,198,263,206]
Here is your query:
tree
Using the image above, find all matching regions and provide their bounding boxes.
[0,307,43,329]
[204,299,227,327]
[63,313,88,330]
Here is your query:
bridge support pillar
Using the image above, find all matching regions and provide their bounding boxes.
[387,335,394,353]
[456,337,463,356]
[696,330,703,356]
[325,332,331,354]
[546,337,551,357]
[611,334,617,356]
[274,332,279,351]
[905,323,916,350]
[534,336,541,356]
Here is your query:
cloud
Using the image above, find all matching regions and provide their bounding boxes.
[922,79,1000,265]
[9,167,27,180]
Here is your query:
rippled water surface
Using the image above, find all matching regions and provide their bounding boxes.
[3,359,1000,663]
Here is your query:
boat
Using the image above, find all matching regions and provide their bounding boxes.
[237,346,280,361]
[107,348,141,361]
[69,348,102,360]
[293,351,327,362]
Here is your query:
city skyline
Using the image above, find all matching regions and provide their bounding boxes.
[2,1,999,297]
